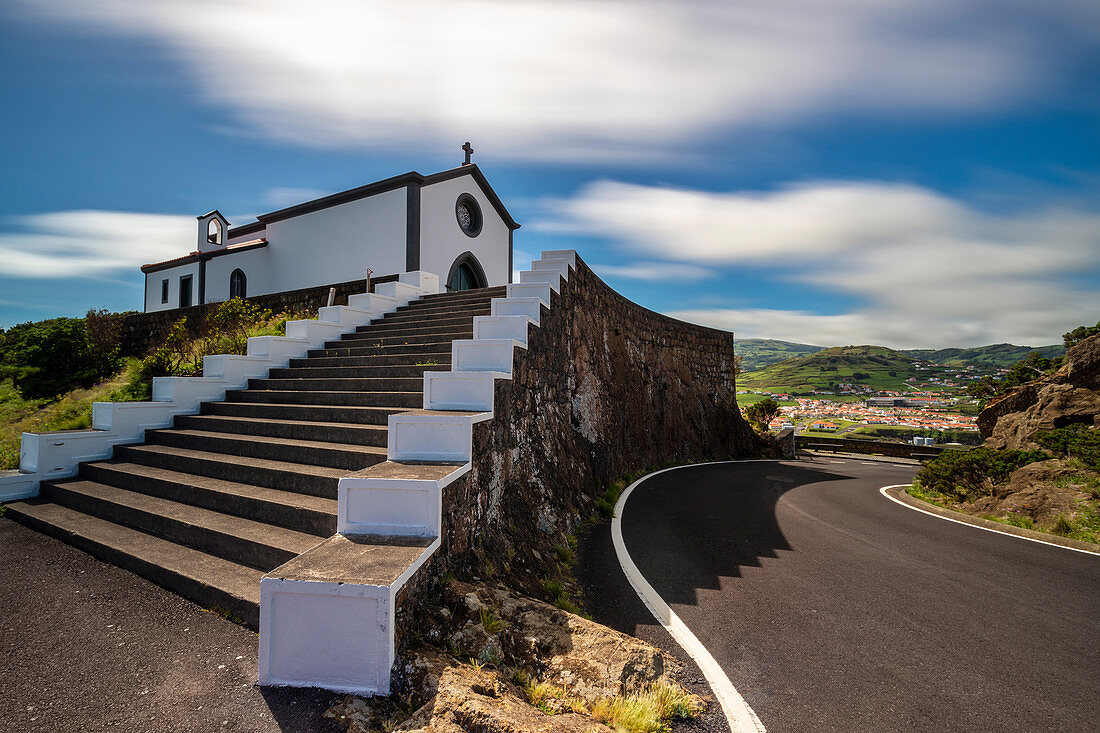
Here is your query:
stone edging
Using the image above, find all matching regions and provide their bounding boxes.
[884,486,1100,555]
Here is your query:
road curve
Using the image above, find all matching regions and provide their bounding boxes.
[597,457,1100,733]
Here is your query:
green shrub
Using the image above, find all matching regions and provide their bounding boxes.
[1035,425,1100,471]
[915,447,1050,501]
[0,310,123,399]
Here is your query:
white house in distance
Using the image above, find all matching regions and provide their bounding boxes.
[141,160,519,312]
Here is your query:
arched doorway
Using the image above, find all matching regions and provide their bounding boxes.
[446,252,487,292]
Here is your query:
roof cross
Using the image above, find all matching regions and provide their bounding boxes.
[462,141,474,165]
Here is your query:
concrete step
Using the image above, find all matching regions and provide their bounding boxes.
[370,306,491,327]
[334,326,474,345]
[415,285,506,303]
[174,413,389,448]
[308,342,453,359]
[5,500,262,626]
[288,352,451,368]
[203,401,403,426]
[225,389,421,408]
[146,429,388,471]
[248,376,424,392]
[40,479,320,571]
[267,364,449,380]
[80,460,337,536]
[354,315,482,334]
[114,444,347,498]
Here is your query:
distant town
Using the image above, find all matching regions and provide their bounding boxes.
[739,356,1008,443]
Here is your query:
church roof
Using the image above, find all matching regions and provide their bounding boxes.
[227,164,520,238]
[141,238,268,274]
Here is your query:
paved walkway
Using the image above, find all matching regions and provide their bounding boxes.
[0,517,341,733]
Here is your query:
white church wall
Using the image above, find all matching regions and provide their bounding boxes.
[420,175,510,287]
[144,261,200,313]
[262,187,407,293]
[204,247,274,304]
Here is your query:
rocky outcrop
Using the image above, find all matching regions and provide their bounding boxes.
[326,580,703,733]
[402,581,683,699]
[981,333,1100,449]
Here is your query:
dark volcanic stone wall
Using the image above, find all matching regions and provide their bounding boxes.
[394,257,769,657]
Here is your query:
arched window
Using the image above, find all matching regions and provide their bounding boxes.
[229,269,246,299]
[207,218,223,245]
[446,252,487,292]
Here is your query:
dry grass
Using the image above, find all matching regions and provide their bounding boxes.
[524,678,702,732]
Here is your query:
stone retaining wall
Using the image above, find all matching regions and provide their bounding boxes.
[394,258,770,658]
[796,434,953,458]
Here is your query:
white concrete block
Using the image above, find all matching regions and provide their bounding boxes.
[285,319,345,346]
[473,315,534,344]
[0,470,38,502]
[451,339,522,373]
[540,249,577,268]
[318,305,377,330]
[423,370,507,411]
[91,401,179,439]
[491,297,543,323]
[519,269,562,292]
[151,377,232,412]
[18,430,119,482]
[506,282,551,306]
[348,292,396,313]
[337,463,469,537]
[399,271,441,294]
[387,412,491,463]
[246,335,310,365]
[374,281,420,306]
[203,354,271,385]
[531,259,570,279]
[259,577,392,695]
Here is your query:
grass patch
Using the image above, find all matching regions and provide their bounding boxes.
[478,606,504,634]
[589,680,704,732]
[0,360,148,470]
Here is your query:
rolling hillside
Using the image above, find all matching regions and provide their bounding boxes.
[737,338,826,370]
[903,343,1064,368]
[738,345,920,393]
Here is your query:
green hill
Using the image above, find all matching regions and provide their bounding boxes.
[739,345,917,393]
[903,343,1064,368]
[736,338,826,370]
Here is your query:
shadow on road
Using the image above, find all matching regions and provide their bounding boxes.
[578,460,850,635]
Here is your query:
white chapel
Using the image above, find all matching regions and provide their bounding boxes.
[141,158,519,312]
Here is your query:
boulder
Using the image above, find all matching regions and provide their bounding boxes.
[981,333,1100,449]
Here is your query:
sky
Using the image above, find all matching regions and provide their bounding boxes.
[1,0,1098,349]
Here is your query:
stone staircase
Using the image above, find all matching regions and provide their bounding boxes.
[5,286,505,627]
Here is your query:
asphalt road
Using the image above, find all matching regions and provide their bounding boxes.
[0,517,342,733]
[587,457,1100,733]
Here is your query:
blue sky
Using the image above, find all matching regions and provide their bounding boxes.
[1,1,1098,348]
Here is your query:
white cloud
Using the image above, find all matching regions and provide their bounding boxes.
[0,211,193,279]
[16,0,1100,160]
[592,261,714,282]
[262,187,331,210]
[550,180,1100,348]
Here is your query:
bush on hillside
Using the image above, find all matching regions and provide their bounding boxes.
[915,447,1050,501]
[1035,425,1100,472]
[0,310,123,399]
[136,298,288,383]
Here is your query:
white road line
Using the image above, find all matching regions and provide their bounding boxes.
[612,462,768,733]
[879,485,1100,557]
